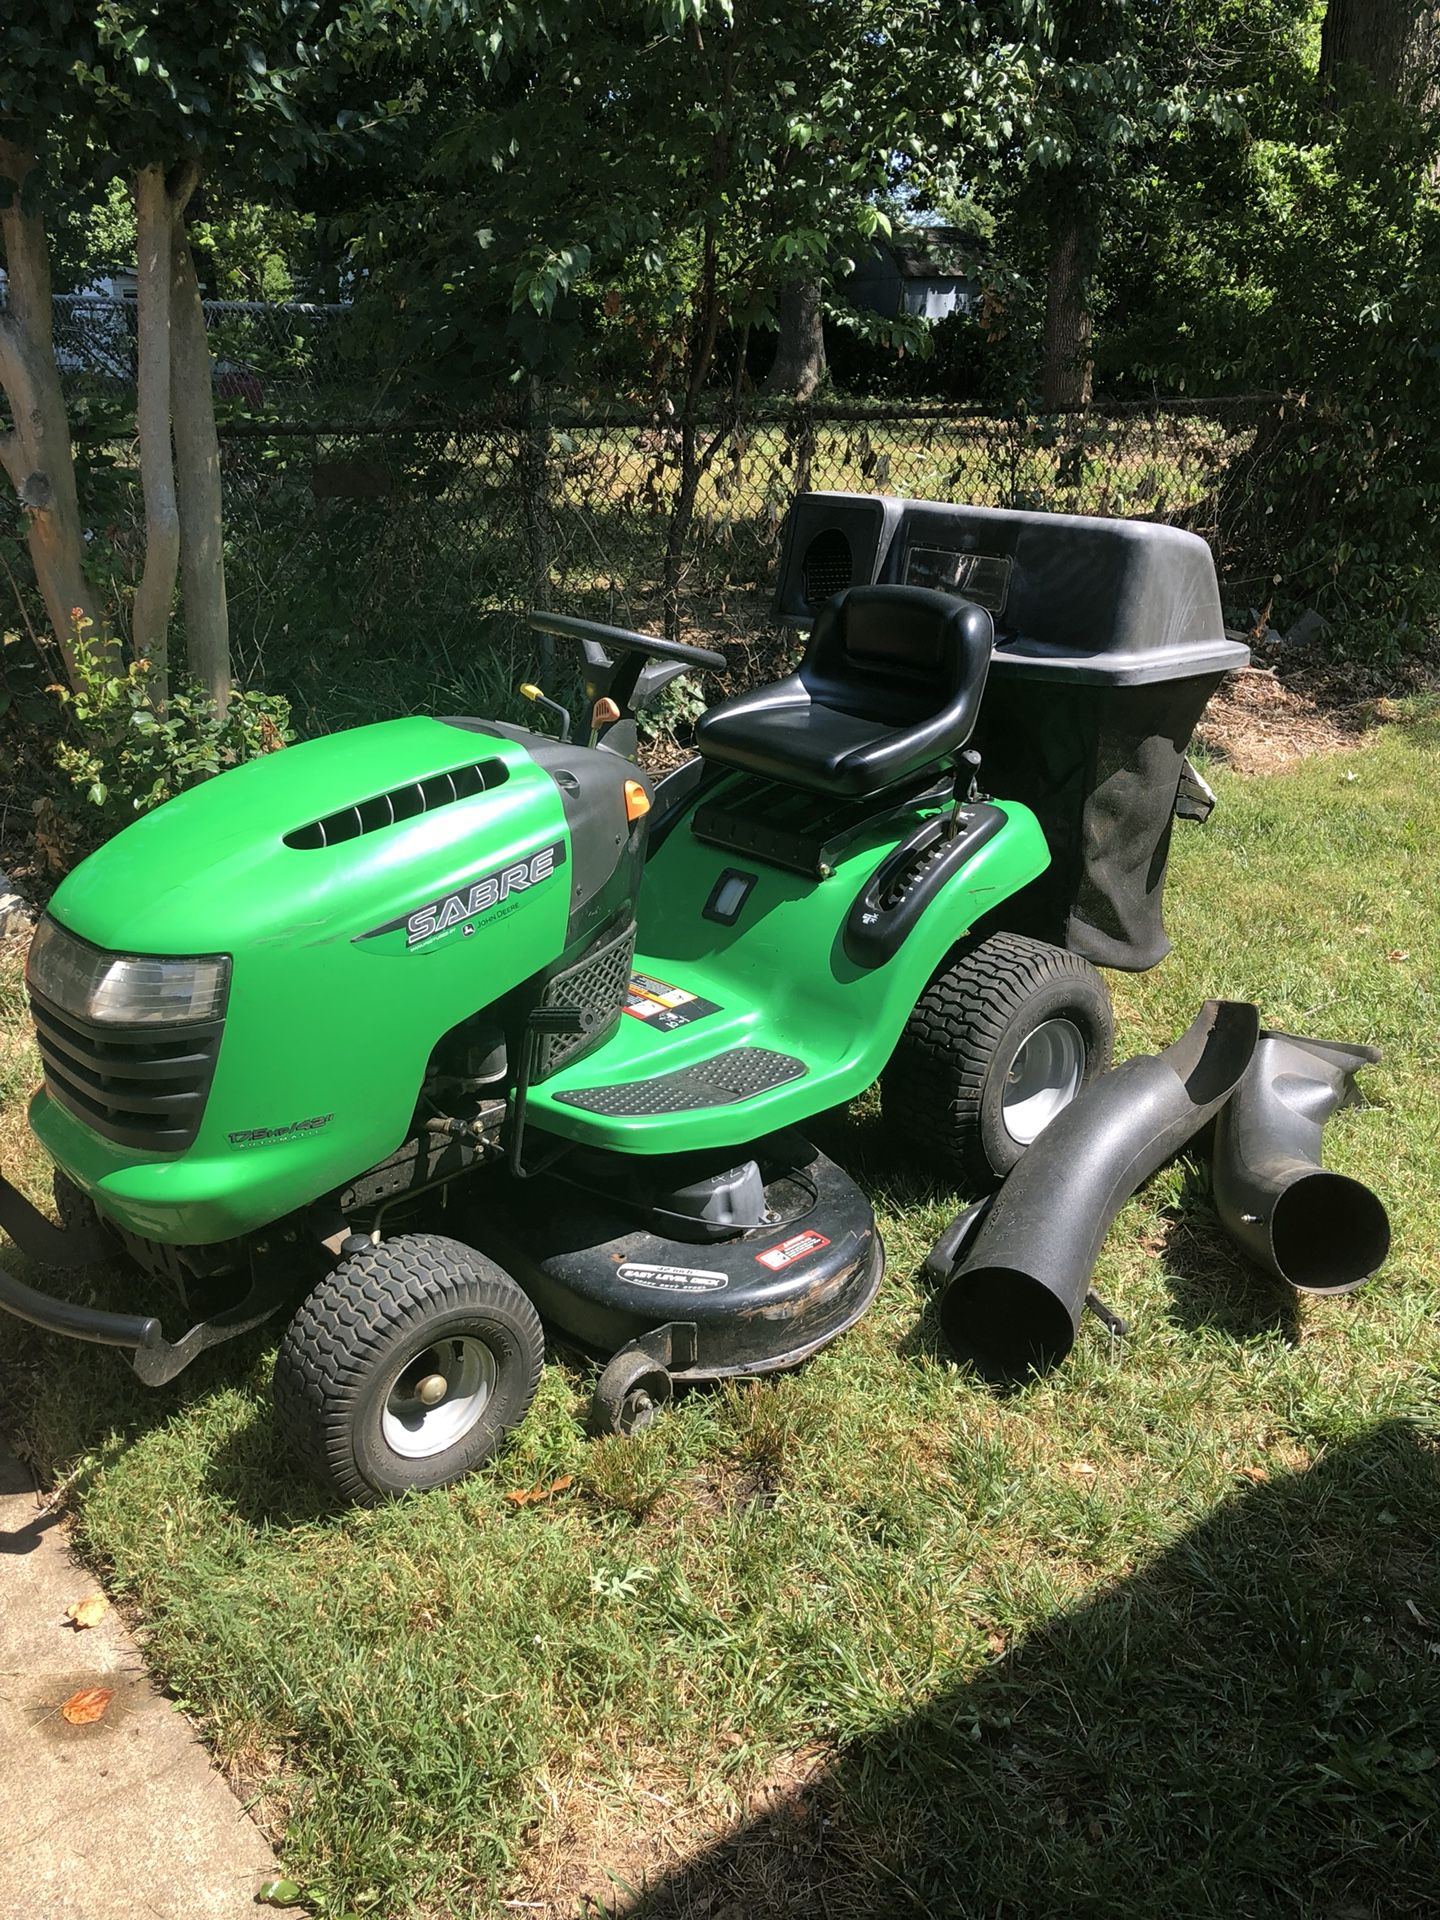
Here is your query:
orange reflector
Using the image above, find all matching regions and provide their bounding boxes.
[624,779,651,822]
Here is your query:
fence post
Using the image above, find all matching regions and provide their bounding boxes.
[517,377,554,671]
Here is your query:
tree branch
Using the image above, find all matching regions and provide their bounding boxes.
[168,156,203,217]
[0,138,55,339]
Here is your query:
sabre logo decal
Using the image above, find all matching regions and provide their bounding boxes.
[357,839,567,947]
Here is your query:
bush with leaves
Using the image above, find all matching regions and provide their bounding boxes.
[1095,15,1440,649]
[52,614,292,830]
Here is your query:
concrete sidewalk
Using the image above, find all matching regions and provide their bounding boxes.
[0,1436,287,1919]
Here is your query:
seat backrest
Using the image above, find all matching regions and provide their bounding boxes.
[800,585,993,730]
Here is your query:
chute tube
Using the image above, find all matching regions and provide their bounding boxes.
[1212,1031,1389,1295]
[937,1000,1259,1385]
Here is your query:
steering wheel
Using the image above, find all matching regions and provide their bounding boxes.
[526,611,726,672]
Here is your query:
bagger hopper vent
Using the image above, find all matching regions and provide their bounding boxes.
[771,492,905,624]
[801,527,854,608]
[283,758,509,850]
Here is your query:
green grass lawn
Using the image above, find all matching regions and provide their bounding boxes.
[1,707,1438,1918]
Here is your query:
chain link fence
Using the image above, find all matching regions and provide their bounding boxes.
[213,395,1272,725]
[9,298,1279,729]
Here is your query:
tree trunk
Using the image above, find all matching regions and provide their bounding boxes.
[0,138,104,686]
[170,219,230,710]
[1320,0,1440,106]
[764,282,826,401]
[662,208,727,642]
[131,165,181,705]
[1040,191,1095,411]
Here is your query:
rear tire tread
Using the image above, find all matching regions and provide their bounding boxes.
[882,932,1112,1189]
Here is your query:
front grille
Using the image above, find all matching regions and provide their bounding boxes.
[29,989,223,1153]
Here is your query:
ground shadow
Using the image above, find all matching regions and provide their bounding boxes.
[200,1402,341,1528]
[615,1418,1440,1919]
[0,1443,61,1556]
[806,1099,967,1212]
[0,1232,301,1496]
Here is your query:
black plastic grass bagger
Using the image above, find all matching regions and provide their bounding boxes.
[774,494,1250,969]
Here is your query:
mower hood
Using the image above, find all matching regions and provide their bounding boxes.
[30,717,582,1244]
[48,718,549,955]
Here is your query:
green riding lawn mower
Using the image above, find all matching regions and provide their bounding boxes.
[0,496,1255,1502]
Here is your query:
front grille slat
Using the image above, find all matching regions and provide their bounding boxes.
[44,1050,206,1113]
[30,989,223,1155]
[37,1056,199,1144]
[32,1013,213,1085]
[36,997,205,1061]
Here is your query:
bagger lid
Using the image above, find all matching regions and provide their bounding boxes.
[891,500,1248,685]
[775,492,1249,686]
[890,503,1251,683]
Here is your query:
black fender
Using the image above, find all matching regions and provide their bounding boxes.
[935,1000,1260,1385]
[1212,1032,1389,1294]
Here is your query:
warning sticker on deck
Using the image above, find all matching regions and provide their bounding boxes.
[755,1230,831,1272]
[622,971,721,1033]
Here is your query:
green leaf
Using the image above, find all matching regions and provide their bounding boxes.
[255,1878,302,1907]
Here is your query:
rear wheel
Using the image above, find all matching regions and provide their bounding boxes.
[882,932,1113,1191]
[272,1232,544,1503]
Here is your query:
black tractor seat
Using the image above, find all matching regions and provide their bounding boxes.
[696,584,993,797]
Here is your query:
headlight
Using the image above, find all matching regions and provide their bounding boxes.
[26,917,230,1026]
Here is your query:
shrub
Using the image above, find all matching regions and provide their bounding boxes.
[52,615,293,832]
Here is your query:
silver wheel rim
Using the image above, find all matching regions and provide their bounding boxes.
[382,1336,497,1459]
[1002,1018,1085,1145]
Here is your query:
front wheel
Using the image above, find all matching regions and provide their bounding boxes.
[272,1232,544,1503]
[881,932,1113,1191]
[589,1347,674,1438]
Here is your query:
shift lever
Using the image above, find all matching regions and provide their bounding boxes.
[948,748,983,834]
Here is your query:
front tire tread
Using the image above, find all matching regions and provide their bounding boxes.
[272,1232,543,1502]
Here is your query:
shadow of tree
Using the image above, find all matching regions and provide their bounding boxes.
[616,1419,1440,1918]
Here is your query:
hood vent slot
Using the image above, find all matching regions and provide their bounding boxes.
[285,758,508,850]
